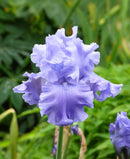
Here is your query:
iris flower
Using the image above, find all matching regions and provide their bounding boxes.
[109,111,130,157]
[13,26,123,126]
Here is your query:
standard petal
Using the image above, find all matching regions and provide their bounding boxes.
[38,83,94,126]
[56,26,78,41]
[71,39,100,76]
[84,51,100,72]
[82,42,99,54]
[46,35,65,64]
[31,44,46,67]
[30,27,101,84]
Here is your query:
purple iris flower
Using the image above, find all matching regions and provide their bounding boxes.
[13,26,123,126]
[109,111,130,156]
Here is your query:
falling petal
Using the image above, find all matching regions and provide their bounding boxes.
[38,83,94,126]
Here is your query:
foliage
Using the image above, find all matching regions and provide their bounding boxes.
[0,109,18,159]
[0,0,130,158]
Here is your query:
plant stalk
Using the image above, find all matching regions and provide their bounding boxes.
[63,0,82,27]
[56,126,64,159]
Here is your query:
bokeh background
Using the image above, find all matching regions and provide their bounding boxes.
[0,0,130,158]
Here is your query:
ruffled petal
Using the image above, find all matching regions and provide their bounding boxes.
[75,41,100,72]
[85,72,123,101]
[31,44,46,67]
[13,83,26,93]
[56,26,78,41]
[46,36,65,64]
[30,27,100,84]
[13,72,43,105]
[82,42,99,54]
[38,83,94,126]
[84,51,100,72]
[66,39,100,76]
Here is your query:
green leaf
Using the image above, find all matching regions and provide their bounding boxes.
[10,92,23,113]
[86,139,112,157]
[0,23,5,34]
[17,107,40,118]
[41,0,69,26]
[0,9,14,20]
[97,148,115,159]
[0,80,11,105]
[10,112,18,159]
[109,104,130,115]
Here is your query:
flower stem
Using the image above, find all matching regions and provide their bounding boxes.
[56,126,64,159]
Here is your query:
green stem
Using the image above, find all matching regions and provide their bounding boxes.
[63,0,82,27]
[56,126,64,159]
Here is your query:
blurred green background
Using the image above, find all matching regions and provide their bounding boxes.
[0,0,130,158]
